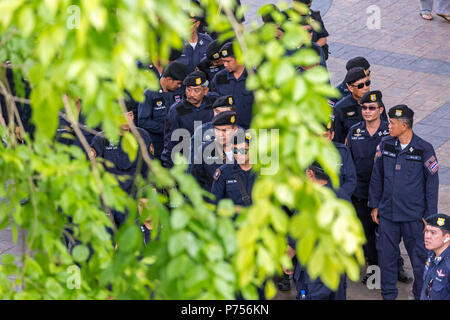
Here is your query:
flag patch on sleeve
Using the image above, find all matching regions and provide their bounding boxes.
[425,156,439,174]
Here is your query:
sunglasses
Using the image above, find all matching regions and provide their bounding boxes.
[233,148,249,155]
[361,106,379,111]
[351,80,371,89]
[425,278,433,298]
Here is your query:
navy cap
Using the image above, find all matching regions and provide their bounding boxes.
[361,90,383,104]
[344,67,367,84]
[212,111,237,126]
[183,70,207,87]
[388,104,414,120]
[425,213,450,231]
[206,40,222,61]
[189,11,203,21]
[212,95,235,109]
[346,57,370,71]
[162,62,188,81]
[232,130,252,145]
[169,48,182,61]
[220,42,235,58]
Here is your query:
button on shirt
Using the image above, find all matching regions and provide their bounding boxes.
[369,134,439,222]
[210,68,254,130]
[420,246,450,300]
[346,120,390,199]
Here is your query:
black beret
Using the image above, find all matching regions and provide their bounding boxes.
[206,40,222,61]
[220,42,235,58]
[261,4,280,23]
[425,214,450,231]
[344,67,367,84]
[169,48,182,61]
[162,62,188,81]
[212,95,235,109]
[361,90,383,104]
[212,111,237,126]
[232,129,252,145]
[388,104,414,120]
[183,70,207,86]
[346,57,370,71]
[189,11,203,21]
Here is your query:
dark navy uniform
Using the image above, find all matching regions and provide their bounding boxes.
[332,94,363,144]
[334,80,350,103]
[56,114,96,149]
[176,32,213,73]
[346,120,390,265]
[137,88,174,159]
[160,94,216,168]
[197,57,225,84]
[334,142,357,200]
[210,69,254,130]
[369,133,439,299]
[420,245,450,300]
[211,163,256,207]
[89,127,152,226]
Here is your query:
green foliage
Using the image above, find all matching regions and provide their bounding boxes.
[0,0,366,300]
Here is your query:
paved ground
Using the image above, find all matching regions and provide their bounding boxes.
[1,0,449,300]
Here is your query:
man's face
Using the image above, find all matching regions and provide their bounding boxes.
[211,58,223,67]
[362,102,383,122]
[213,106,233,117]
[424,225,449,251]
[303,25,313,40]
[166,77,183,91]
[347,76,371,100]
[121,111,134,131]
[214,125,237,146]
[233,142,249,164]
[186,85,208,106]
[222,57,239,73]
[323,130,334,141]
[388,118,407,137]
[191,20,200,34]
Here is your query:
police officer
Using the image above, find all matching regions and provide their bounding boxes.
[211,130,256,208]
[196,40,225,83]
[191,111,239,192]
[369,104,439,300]
[286,162,347,300]
[210,42,254,130]
[324,119,357,201]
[189,95,236,170]
[161,70,217,168]
[420,214,450,300]
[176,12,213,73]
[138,62,188,159]
[333,67,371,143]
[89,106,153,228]
[334,57,371,103]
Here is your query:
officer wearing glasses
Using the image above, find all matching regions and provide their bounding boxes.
[420,214,450,300]
[211,130,256,210]
[333,67,373,143]
[345,91,411,285]
[334,57,371,103]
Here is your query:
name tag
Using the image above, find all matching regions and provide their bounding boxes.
[406,155,422,161]
[383,151,396,158]
[226,179,237,184]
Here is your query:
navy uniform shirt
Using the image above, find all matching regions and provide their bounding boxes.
[56,114,96,149]
[211,163,257,207]
[346,120,390,199]
[420,246,450,300]
[161,94,216,168]
[190,140,234,192]
[210,68,254,130]
[137,88,175,158]
[369,134,439,222]
[332,95,363,144]
[334,142,357,200]
[176,32,213,73]
[188,121,215,172]
[310,10,329,43]
[332,80,350,103]
[196,57,225,83]
[89,127,152,195]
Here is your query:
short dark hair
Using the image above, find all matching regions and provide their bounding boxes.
[399,117,413,129]
[308,162,329,181]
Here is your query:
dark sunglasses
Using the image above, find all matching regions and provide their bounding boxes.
[425,278,433,298]
[361,106,379,111]
[351,80,371,89]
[233,148,248,155]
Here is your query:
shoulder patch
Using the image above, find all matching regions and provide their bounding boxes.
[213,168,221,181]
[88,148,97,160]
[425,155,439,175]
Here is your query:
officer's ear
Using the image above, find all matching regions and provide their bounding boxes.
[203,86,209,95]
[306,169,314,180]
[346,82,354,94]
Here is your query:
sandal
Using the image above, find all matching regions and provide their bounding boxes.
[436,13,450,22]
[420,12,433,20]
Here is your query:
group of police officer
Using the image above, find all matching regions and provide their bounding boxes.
[48,0,450,300]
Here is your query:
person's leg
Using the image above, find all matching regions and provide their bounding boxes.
[401,220,428,300]
[378,217,401,300]
[437,0,450,14]
[419,0,434,14]
[352,197,378,266]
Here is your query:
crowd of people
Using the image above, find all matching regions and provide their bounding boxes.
[1,0,448,300]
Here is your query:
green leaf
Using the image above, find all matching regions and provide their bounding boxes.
[170,209,189,230]
[122,131,138,162]
[1,254,15,265]
[72,244,90,263]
